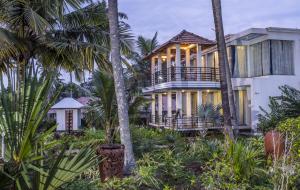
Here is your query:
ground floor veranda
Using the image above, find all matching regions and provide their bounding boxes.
[149,89,251,131]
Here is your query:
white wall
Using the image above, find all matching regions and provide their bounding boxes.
[55,109,81,131]
[56,109,65,131]
[232,31,300,131]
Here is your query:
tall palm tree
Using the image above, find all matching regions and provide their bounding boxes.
[211,0,235,140]
[107,0,135,173]
[136,32,159,57]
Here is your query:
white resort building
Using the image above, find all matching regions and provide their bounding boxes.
[142,27,300,132]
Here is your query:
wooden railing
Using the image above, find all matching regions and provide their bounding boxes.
[151,67,220,86]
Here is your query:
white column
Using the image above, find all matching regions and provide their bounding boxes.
[167,92,172,117]
[186,48,190,67]
[157,53,162,71]
[175,44,181,81]
[196,44,202,67]
[176,91,182,115]
[167,48,172,81]
[186,91,192,117]
[151,57,155,85]
[197,90,203,106]
[158,93,163,124]
[151,94,155,123]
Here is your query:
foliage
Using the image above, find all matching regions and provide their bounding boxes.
[197,103,223,127]
[258,85,300,134]
[86,70,147,143]
[0,65,96,190]
[201,139,269,190]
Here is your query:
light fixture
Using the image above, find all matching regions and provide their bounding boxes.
[206,90,210,93]
[181,90,185,93]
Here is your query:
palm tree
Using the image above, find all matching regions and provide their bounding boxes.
[137,32,159,57]
[107,0,136,173]
[211,0,235,140]
[0,1,134,80]
[86,70,147,141]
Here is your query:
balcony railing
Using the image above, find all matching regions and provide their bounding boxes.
[151,67,220,86]
[150,115,223,130]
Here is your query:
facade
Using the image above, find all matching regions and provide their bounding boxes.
[142,28,300,131]
[51,97,85,131]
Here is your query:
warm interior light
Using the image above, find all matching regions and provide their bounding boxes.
[182,90,185,93]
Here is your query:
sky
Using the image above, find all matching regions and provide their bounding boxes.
[118,0,300,42]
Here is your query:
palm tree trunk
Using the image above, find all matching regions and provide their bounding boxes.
[107,0,136,173]
[211,0,235,140]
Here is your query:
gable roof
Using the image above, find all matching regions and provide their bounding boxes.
[51,97,85,109]
[144,30,215,59]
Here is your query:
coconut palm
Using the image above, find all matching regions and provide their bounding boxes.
[107,0,136,173]
[0,0,134,80]
[0,65,96,190]
[211,0,235,139]
[198,103,223,127]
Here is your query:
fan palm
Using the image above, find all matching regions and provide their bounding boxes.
[0,64,96,190]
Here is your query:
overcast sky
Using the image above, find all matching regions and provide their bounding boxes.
[118,0,300,42]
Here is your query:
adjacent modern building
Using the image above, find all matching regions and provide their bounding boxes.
[142,27,300,131]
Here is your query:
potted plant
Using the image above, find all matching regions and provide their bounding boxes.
[264,130,285,159]
[87,70,125,182]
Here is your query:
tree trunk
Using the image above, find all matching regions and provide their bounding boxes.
[107,0,136,173]
[211,0,235,140]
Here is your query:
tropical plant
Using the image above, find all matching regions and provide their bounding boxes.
[197,103,223,127]
[0,65,96,190]
[107,0,136,173]
[201,140,268,189]
[211,0,236,139]
[0,0,134,81]
[258,85,300,134]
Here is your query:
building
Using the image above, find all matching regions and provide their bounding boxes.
[142,27,300,131]
[51,97,85,131]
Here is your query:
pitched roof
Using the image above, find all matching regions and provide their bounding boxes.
[76,97,92,106]
[144,30,215,59]
[51,97,85,109]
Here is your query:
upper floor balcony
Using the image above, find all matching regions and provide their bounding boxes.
[142,66,221,93]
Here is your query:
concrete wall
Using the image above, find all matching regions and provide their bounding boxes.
[232,31,300,130]
[55,109,81,131]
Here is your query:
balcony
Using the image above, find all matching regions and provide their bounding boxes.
[149,115,223,131]
[142,67,221,93]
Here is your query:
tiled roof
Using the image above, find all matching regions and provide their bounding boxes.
[144,30,215,59]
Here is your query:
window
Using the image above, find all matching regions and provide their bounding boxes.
[233,46,248,77]
[250,40,294,77]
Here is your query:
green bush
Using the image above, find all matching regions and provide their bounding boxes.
[201,139,270,189]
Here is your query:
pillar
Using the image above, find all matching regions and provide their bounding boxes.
[151,94,155,123]
[167,92,172,117]
[157,53,162,71]
[196,44,202,67]
[151,57,155,85]
[186,91,192,117]
[175,44,181,81]
[158,93,163,124]
[167,48,171,81]
[197,90,203,106]
[186,48,190,67]
[176,91,182,115]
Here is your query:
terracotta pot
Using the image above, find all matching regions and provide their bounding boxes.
[97,144,124,182]
[264,130,285,159]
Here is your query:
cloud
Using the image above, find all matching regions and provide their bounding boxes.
[118,0,300,42]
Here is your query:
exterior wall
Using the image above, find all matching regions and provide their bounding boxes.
[56,109,65,131]
[232,31,300,131]
[55,109,81,131]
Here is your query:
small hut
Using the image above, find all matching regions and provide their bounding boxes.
[51,97,85,131]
